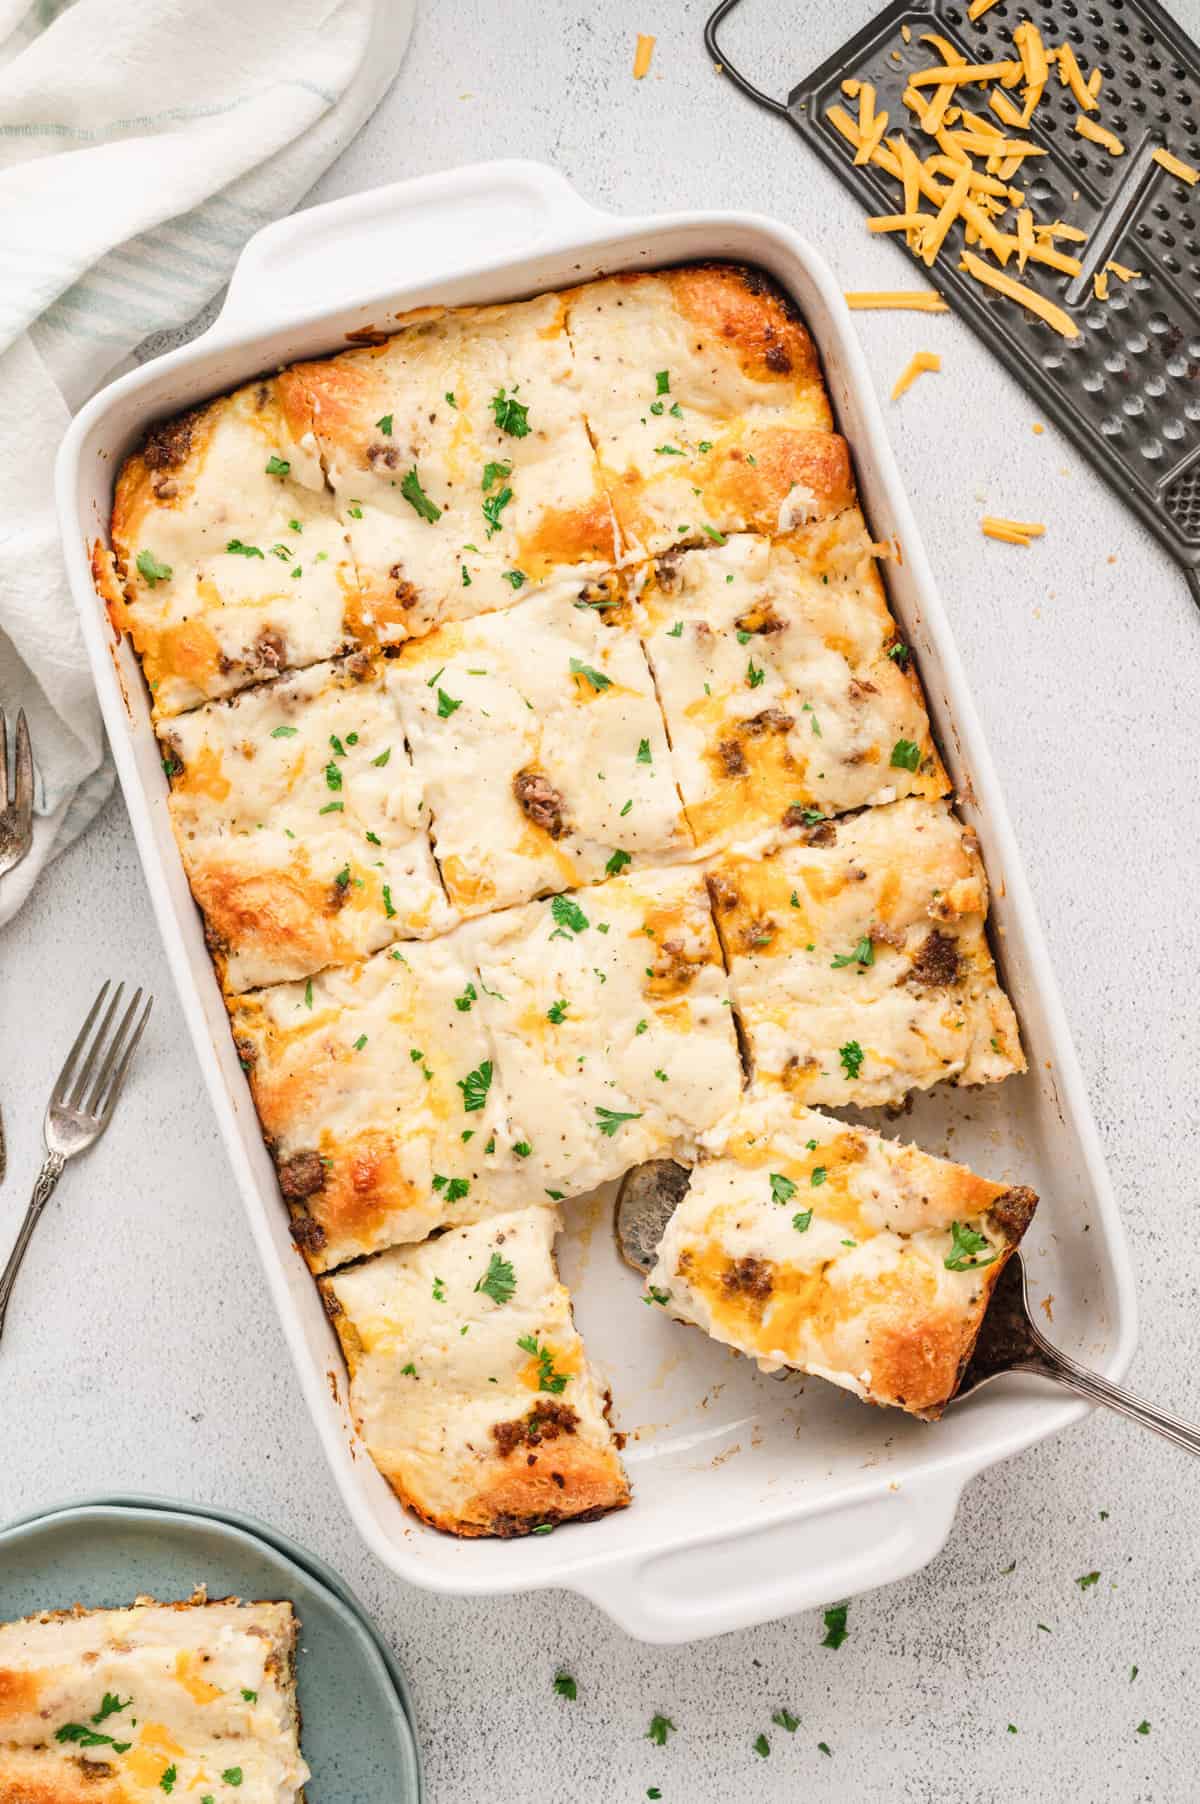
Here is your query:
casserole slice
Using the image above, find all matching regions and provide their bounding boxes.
[468,865,743,1201]
[281,292,617,639]
[161,653,450,992]
[0,1594,308,1801]
[386,585,691,915]
[707,796,1024,1109]
[565,262,851,556]
[229,930,519,1273]
[646,1092,1037,1418]
[105,375,360,719]
[639,522,948,849]
[320,1205,630,1537]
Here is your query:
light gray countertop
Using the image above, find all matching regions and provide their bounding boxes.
[3,3,1200,1798]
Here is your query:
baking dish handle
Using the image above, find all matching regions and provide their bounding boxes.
[214,160,611,339]
[573,1475,964,1643]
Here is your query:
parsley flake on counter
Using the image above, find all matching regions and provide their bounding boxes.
[1137,1721,1151,1735]
[647,1791,662,1801]
[569,657,612,692]
[491,387,530,436]
[136,549,172,586]
[475,1253,517,1305]
[753,1734,770,1759]
[769,1172,796,1206]
[839,1040,864,1079]
[890,737,921,771]
[646,1714,675,1746]
[551,894,589,935]
[772,1708,799,1733]
[401,466,441,523]
[605,849,632,878]
[818,1742,832,1757]
[457,1060,493,1113]
[437,688,463,719]
[547,999,569,1024]
[375,413,393,435]
[1007,1724,1018,1735]
[945,1220,998,1272]
[226,539,264,558]
[596,1106,643,1137]
[1076,1570,1101,1590]
[553,1672,578,1700]
[831,936,874,970]
[822,1603,849,1648]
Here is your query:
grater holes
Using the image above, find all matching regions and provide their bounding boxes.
[1164,466,1200,535]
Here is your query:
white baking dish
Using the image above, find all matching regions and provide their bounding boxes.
[56,160,1137,1644]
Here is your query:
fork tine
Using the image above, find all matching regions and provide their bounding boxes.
[68,981,125,1109]
[99,993,153,1123]
[0,708,8,811]
[52,981,111,1106]
[86,986,142,1115]
[13,710,33,825]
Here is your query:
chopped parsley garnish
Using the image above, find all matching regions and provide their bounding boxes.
[887,641,911,667]
[226,539,264,558]
[240,1689,257,1703]
[353,1034,368,1051]
[772,1709,800,1733]
[382,885,396,919]
[221,1770,243,1788]
[270,724,298,738]
[547,999,569,1024]
[553,1673,578,1700]
[605,849,632,877]
[645,1285,672,1307]
[324,760,342,791]
[513,1140,532,1158]
[160,1765,178,1792]
[753,1734,770,1759]
[265,454,290,476]
[502,569,526,589]
[432,1276,447,1303]
[334,864,351,889]
[831,936,875,969]
[304,979,314,1009]
[136,549,172,586]
[457,1059,493,1112]
[482,459,512,492]
[701,524,726,543]
[92,1694,131,1724]
[400,466,441,522]
[455,982,477,1012]
[482,484,513,537]
[517,1333,570,1393]
[372,746,391,767]
[655,370,670,394]
[822,1603,849,1649]
[838,1040,864,1079]
[635,1019,648,1035]
[746,658,764,688]
[569,657,612,692]
[551,894,589,934]
[347,502,363,518]
[810,1168,830,1189]
[650,399,665,416]
[445,391,457,407]
[769,1172,797,1206]
[401,1362,417,1377]
[802,701,822,736]
[319,800,344,815]
[646,1715,675,1746]
[890,737,921,771]
[666,621,684,637]
[620,799,632,816]
[375,413,393,435]
[474,1252,517,1305]
[793,1209,814,1233]
[596,1105,642,1137]
[56,1723,132,1752]
[636,737,652,764]
[461,565,472,586]
[490,388,530,436]
[654,443,684,455]
[437,688,463,718]
[432,1174,470,1202]
[945,1220,998,1272]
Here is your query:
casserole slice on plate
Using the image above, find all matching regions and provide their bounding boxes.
[320,1205,630,1537]
[645,1092,1037,1418]
[0,1594,308,1801]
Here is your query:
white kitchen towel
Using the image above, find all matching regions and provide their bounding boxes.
[0,0,415,924]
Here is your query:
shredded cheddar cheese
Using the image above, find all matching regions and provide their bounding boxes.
[1075,115,1124,156]
[981,515,1046,547]
[891,351,941,400]
[959,250,1080,338]
[844,291,949,312]
[1153,147,1200,185]
[967,0,1002,17]
[1106,260,1141,283]
[1093,269,1110,302]
[633,33,655,79]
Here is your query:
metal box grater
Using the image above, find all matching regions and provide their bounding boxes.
[707,0,1200,598]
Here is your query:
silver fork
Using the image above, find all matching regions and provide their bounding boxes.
[0,981,153,1344]
[0,708,34,881]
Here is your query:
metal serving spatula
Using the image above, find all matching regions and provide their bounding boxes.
[615,1162,1200,1456]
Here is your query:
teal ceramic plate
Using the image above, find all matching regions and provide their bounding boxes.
[0,1497,422,1803]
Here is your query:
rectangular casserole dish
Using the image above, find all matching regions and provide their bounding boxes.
[56,160,1137,1644]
